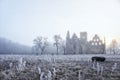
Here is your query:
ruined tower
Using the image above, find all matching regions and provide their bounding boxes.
[80,32,87,42]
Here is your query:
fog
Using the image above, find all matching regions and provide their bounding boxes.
[0,0,120,46]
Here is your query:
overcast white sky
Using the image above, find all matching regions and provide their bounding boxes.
[0,0,120,46]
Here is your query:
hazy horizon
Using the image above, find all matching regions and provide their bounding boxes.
[1,0,120,46]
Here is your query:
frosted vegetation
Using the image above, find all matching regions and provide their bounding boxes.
[0,55,120,80]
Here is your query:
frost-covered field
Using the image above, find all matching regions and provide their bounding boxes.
[0,54,120,80]
[0,54,120,61]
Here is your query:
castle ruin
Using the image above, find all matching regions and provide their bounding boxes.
[66,31,106,54]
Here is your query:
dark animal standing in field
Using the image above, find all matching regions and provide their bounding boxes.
[91,56,106,62]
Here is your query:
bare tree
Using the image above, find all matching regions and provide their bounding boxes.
[53,35,62,55]
[32,45,40,55]
[109,39,118,54]
[60,40,66,55]
[33,36,48,55]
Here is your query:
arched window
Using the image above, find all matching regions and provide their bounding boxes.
[97,39,99,41]
[99,42,101,45]
[95,43,97,45]
[92,43,94,45]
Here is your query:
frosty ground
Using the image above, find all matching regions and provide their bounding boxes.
[0,54,120,61]
[0,54,120,80]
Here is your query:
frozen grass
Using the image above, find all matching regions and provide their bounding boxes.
[0,54,120,61]
[0,54,120,80]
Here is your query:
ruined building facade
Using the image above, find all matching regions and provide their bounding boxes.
[65,31,106,54]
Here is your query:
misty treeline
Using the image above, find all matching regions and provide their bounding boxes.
[107,39,120,54]
[0,37,31,54]
[32,35,66,55]
[0,33,120,55]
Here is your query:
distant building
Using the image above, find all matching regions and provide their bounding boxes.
[89,34,105,54]
[66,31,106,54]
